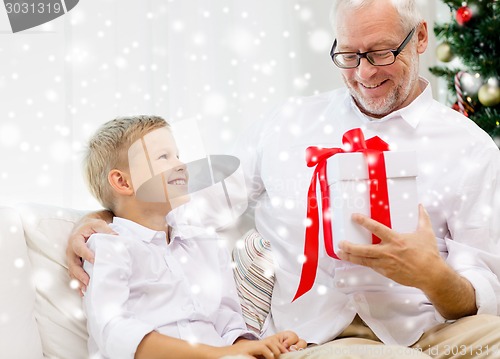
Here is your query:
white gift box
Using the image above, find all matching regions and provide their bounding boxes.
[327,151,419,253]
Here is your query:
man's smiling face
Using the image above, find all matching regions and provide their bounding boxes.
[334,0,426,118]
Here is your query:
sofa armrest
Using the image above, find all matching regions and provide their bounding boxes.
[17,203,89,359]
[0,206,44,358]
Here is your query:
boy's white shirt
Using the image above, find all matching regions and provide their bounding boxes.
[83,214,257,359]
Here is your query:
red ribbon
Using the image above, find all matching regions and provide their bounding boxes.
[293,128,391,301]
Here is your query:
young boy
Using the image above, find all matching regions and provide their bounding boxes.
[82,115,306,359]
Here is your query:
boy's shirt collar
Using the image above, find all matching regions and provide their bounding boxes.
[111,217,170,244]
[111,213,217,245]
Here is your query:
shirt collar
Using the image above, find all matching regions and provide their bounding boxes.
[112,214,214,245]
[166,206,219,240]
[348,77,433,128]
[112,217,167,244]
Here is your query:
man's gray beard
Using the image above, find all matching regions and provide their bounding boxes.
[344,60,420,118]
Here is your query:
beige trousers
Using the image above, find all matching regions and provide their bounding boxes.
[224,314,500,359]
[412,314,500,358]
[282,314,500,359]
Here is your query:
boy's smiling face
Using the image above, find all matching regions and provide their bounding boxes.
[127,126,189,208]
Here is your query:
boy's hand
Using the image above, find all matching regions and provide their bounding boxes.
[218,337,287,359]
[218,332,307,359]
[66,212,115,296]
[272,331,307,351]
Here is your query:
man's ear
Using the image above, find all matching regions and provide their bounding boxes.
[108,169,134,196]
[416,21,429,54]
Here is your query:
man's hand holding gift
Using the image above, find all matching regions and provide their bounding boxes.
[337,204,444,290]
[339,203,478,320]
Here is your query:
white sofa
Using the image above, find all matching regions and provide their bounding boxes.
[1,204,89,359]
[0,203,274,359]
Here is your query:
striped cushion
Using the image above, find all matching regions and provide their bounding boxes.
[232,229,275,334]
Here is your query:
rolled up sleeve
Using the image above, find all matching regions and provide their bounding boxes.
[445,146,500,316]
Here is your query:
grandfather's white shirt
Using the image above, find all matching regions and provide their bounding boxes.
[234,78,500,346]
[83,217,255,359]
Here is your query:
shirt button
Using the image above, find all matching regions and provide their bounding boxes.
[336,280,346,288]
[180,320,188,327]
[354,293,363,301]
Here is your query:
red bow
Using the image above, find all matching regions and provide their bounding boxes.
[293,128,391,301]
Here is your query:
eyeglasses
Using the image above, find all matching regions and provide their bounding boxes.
[330,27,416,69]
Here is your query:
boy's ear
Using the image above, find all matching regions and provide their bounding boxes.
[108,169,134,196]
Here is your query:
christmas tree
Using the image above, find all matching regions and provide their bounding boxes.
[430,0,499,145]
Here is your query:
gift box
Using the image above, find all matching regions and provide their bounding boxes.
[293,128,419,301]
[327,150,419,253]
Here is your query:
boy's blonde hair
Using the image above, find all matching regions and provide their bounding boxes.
[83,115,170,211]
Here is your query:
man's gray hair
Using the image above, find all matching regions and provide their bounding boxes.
[330,0,423,36]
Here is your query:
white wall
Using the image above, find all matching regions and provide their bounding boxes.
[0,0,444,209]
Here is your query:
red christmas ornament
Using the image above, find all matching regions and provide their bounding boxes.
[456,5,473,25]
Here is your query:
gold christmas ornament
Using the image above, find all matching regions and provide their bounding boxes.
[478,78,500,107]
[436,42,454,62]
